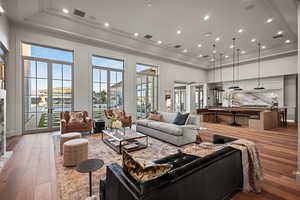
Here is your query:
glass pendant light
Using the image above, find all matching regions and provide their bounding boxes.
[254,43,265,90]
[218,53,225,92]
[228,38,239,89]
[234,49,243,91]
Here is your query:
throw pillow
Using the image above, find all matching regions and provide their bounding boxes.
[122,151,172,183]
[148,113,161,121]
[69,112,84,123]
[113,110,124,118]
[173,112,189,125]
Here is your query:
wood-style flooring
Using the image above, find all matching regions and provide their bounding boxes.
[0,123,299,200]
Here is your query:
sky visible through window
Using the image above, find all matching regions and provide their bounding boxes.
[23,44,74,93]
[92,56,123,70]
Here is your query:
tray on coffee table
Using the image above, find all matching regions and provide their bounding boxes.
[102,128,148,154]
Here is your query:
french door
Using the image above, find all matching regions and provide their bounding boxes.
[174,86,186,112]
[23,58,73,133]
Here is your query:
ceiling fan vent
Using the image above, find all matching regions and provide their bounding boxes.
[203,55,209,58]
[174,45,181,48]
[144,34,153,39]
[73,9,86,17]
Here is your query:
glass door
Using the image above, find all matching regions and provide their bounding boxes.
[174,86,186,112]
[23,59,73,133]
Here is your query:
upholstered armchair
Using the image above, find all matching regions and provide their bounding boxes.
[104,109,132,128]
[60,111,93,134]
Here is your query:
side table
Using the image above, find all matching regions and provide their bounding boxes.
[76,159,104,197]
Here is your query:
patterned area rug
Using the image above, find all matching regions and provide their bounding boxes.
[54,133,218,200]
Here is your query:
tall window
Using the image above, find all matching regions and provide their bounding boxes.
[136,64,158,119]
[0,43,7,89]
[195,85,204,109]
[22,43,73,132]
[92,56,124,119]
[174,86,186,112]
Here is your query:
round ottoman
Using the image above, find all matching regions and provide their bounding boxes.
[60,132,81,155]
[63,138,88,167]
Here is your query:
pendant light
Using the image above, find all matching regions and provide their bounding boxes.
[211,44,217,91]
[234,49,243,91]
[228,38,239,89]
[218,53,225,92]
[254,43,265,90]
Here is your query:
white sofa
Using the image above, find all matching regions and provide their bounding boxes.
[136,112,200,146]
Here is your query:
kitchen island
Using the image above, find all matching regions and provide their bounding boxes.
[197,107,280,130]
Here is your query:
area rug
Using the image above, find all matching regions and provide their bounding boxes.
[54,133,217,200]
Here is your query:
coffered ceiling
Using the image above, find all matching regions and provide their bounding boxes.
[3,0,298,69]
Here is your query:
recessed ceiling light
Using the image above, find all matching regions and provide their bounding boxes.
[104,22,110,27]
[157,40,162,44]
[203,15,210,21]
[198,54,203,58]
[230,45,234,49]
[210,58,215,62]
[285,39,291,44]
[176,30,182,35]
[266,18,273,23]
[134,32,139,37]
[251,38,256,43]
[182,49,188,53]
[62,8,69,14]
[238,29,244,33]
[215,37,220,42]
[241,50,246,54]
[277,30,283,35]
[213,50,217,54]
[261,45,266,49]
[225,55,229,58]
[197,44,202,48]
[0,5,5,13]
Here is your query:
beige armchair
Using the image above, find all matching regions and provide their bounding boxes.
[60,111,93,134]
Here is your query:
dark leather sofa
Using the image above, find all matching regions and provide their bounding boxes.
[100,135,243,200]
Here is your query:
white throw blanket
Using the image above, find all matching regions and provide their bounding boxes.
[229,139,263,193]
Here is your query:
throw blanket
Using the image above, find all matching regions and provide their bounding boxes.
[229,139,263,193]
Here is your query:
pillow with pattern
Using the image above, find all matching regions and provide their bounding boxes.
[148,113,161,121]
[122,151,172,183]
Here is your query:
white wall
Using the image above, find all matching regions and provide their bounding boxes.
[6,25,207,136]
[0,14,9,50]
[296,0,300,186]
[208,54,297,83]
[284,75,297,121]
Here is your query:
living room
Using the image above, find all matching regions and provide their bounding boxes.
[0,0,300,200]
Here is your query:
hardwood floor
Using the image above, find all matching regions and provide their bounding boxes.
[0,123,299,200]
[201,122,300,200]
[0,133,58,200]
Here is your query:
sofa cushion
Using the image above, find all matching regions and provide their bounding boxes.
[158,123,183,136]
[160,112,177,123]
[136,119,151,127]
[147,121,183,136]
[173,113,189,125]
[122,151,172,183]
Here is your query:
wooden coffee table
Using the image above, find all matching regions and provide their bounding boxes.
[102,128,148,154]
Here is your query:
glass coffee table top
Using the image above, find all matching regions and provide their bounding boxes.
[102,128,148,154]
[102,128,146,141]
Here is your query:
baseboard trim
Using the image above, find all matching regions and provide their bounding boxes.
[296,171,300,185]
[6,130,20,137]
